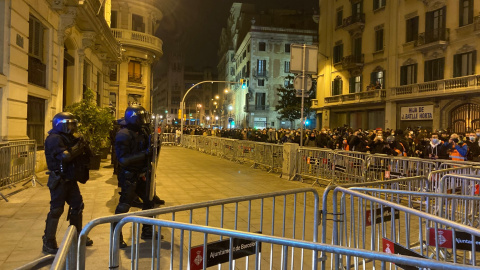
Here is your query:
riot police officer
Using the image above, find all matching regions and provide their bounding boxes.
[43,112,93,254]
[114,105,158,248]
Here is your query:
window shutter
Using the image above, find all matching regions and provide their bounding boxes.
[349,77,355,93]
[370,72,376,85]
[400,66,406,85]
[472,50,477,74]
[383,70,386,88]
[453,54,460,77]
[382,0,386,7]
[440,58,445,79]
[414,63,418,83]
[332,81,335,95]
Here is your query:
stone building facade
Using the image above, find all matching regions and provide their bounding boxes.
[315,0,480,132]
[218,3,317,129]
[0,0,163,169]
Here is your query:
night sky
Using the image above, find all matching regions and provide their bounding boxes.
[155,0,318,73]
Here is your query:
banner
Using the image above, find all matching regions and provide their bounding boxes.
[400,105,433,121]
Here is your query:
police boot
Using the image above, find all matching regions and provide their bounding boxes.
[153,195,165,206]
[42,208,63,254]
[141,224,164,240]
[69,209,93,247]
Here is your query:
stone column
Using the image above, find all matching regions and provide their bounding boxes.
[118,58,129,117]
[385,101,397,130]
[141,60,151,111]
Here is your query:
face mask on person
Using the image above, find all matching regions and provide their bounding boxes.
[470,136,475,141]
[476,133,480,137]
[431,138,439,144]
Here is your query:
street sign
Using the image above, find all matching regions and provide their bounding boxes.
[290,44,318,74]
[294,75,312,97]
[190,235,261,270]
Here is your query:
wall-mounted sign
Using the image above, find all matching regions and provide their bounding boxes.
[400,105,433,121]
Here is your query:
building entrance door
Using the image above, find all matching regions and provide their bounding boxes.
[451,103,480,133]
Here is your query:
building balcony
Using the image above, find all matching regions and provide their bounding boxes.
[341,13,365,33]
[111,28,163,58]
[341,54,364,71]
[414,28,449,52]
[474,15,480,34]
[324,89,386,106]
[244,105,269,112]
[391,75,480,100]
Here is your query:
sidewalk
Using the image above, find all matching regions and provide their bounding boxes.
[0,146,316,269]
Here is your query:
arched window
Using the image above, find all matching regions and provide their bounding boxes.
[451,103,480,133]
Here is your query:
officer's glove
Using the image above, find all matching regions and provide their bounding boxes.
[62,139,86,162]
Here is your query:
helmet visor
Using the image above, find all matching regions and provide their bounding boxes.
[137,110,151,125]
[60,119,78,134]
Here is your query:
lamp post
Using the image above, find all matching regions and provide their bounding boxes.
[180,81,240,144]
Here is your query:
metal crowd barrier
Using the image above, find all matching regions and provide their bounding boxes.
[236,140,256,164]
[296,147,333,186]
[331,154,365,185]
[77,188,320,270]
[365,155,437,182]
[0,140,38,201]
[161,133,176,146]
[331,186,480,269]
[110,216,476,270]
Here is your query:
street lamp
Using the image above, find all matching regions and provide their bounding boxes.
[180,80,241,144]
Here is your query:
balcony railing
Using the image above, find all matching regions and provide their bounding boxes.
[128,74,142,84]
[474,15,480,32]
[341,54,364,70]
[111,28,163,58]
[341,13,365,32]
[414,28,449,50]
[391,75,480,98]
[244,105,269,112]
[324,89,386,104]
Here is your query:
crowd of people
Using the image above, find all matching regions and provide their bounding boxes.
[163,125,480,162]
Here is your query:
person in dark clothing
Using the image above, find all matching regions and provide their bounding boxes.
[42,112,93,254]
[422,133,448,160]
[394,129,410,156]
[114,105,160,248]
[467,130,480,161]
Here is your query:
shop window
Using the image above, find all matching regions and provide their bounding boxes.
[128,61,142,83]
[459,0,473,27]
[454,51,476,77]
[259,42,266,51]
[27,96,45,149]
[109,92,117,117]
[28,15,47,88]
[405,16,419,43]
[132,14,145,33]
[333,43,343,64]
[400,64,417,85]
[424,58,444,82]
[332,76,342,96]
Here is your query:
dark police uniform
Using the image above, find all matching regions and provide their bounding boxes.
[42,112,92,254]
[113,105,157,247]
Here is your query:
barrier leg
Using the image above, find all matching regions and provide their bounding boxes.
[23,174,43,187]
[0,190,8,202]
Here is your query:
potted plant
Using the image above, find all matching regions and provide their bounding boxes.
[65,88,114,170]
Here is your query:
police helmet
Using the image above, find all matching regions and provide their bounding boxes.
[52,112,78,134]
[124,105,150,127]
[386,135,396,144]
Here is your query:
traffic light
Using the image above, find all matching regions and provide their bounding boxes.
[240,79,248,89]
